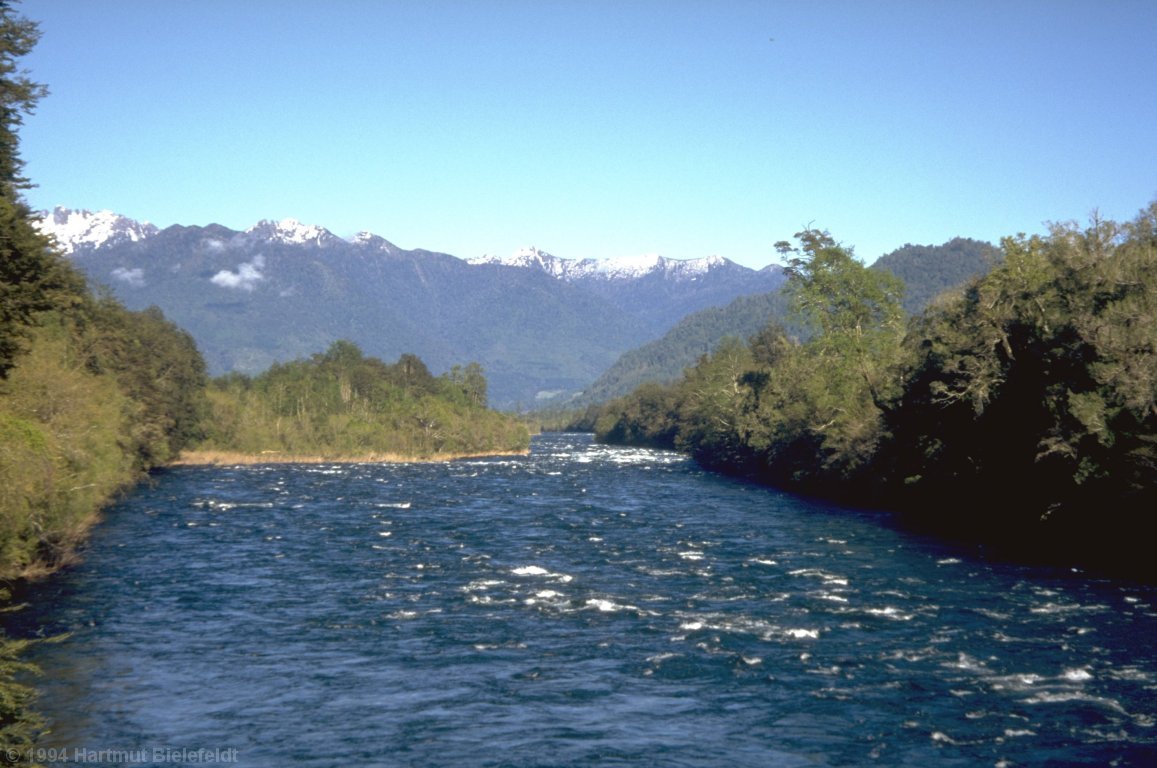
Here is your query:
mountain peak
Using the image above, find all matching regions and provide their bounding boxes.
[472,248,740,282]
[245,218,340,246]
[35,206,159,254]
[350,231,401,253]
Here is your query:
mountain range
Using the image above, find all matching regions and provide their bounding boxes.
[37,208,785,408]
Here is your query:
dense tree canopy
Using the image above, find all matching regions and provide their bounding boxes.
[596,208,1156,576]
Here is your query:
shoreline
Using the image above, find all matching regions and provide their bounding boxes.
[168,448,531,466]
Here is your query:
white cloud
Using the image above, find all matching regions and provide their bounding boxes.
[211,254,265,291]
[111,266,145,287]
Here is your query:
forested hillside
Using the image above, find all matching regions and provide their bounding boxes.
[568,237,997,412]
[575,291,794,406]
[594,208,1156,576]
[872,236,999,313]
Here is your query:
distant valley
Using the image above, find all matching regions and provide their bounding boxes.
[38,208,785,408]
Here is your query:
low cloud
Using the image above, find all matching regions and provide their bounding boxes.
[211,255,265,291]
[111,266,145,287]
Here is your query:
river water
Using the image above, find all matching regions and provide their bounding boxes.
[14,434,1156,766]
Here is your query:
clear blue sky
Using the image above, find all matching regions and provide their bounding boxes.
[16,0,1157,268]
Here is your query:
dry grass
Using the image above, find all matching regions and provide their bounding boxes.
[169,448,529,466]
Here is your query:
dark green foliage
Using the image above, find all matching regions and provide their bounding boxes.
[0,2,43,195]
[0,630,44,766]
[594,381,682,449]
[596,210,1156,575]
[0,3,74,756]
[885,207,1157,560]
[0,4,81,379]
[871,237,999,314]
[79,301,209,466]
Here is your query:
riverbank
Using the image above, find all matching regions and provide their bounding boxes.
[169,448,531,466]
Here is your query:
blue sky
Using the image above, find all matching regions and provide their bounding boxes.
[16,0,1157,268]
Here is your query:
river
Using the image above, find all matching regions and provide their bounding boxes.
[13,434,1156,766]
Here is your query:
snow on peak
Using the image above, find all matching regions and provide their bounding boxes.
[470,247,733,282]
[470,246,569,275]
[595,253,665,279]
[246,218,338,246]
[35,207,159,254]
[349,230,401,254]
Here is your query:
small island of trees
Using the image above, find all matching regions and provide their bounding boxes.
[188,341,530,464]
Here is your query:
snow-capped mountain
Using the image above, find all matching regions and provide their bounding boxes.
[33,207,786,407]
[37,208,757,285]
[242,218,344,248]
[469,247,734,282]
[36,207,159,253]
[37,209,349,254]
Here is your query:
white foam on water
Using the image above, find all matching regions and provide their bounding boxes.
[461,579,505,592]
[1021,690,1130,716]
[511,565,573,582]
[1063,667,1093,682]
[789,568,848,586]
[1030,601,1111,616]
[945,652,992,674]
[864,606,914,621]
[585,598,638,613]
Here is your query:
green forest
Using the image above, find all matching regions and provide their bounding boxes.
[593,210,1156,577]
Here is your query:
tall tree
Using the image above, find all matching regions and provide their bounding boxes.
[0,1,79,377]
[780,227,905,409]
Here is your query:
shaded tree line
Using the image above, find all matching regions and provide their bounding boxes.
[594,207,1156,576]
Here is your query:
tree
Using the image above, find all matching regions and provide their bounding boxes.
[883,205,1157,563]
[0,1,44,195]
[446,362,488,407]
[0,4,82,378]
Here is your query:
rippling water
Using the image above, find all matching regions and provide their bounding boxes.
[16,434,1157,766]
